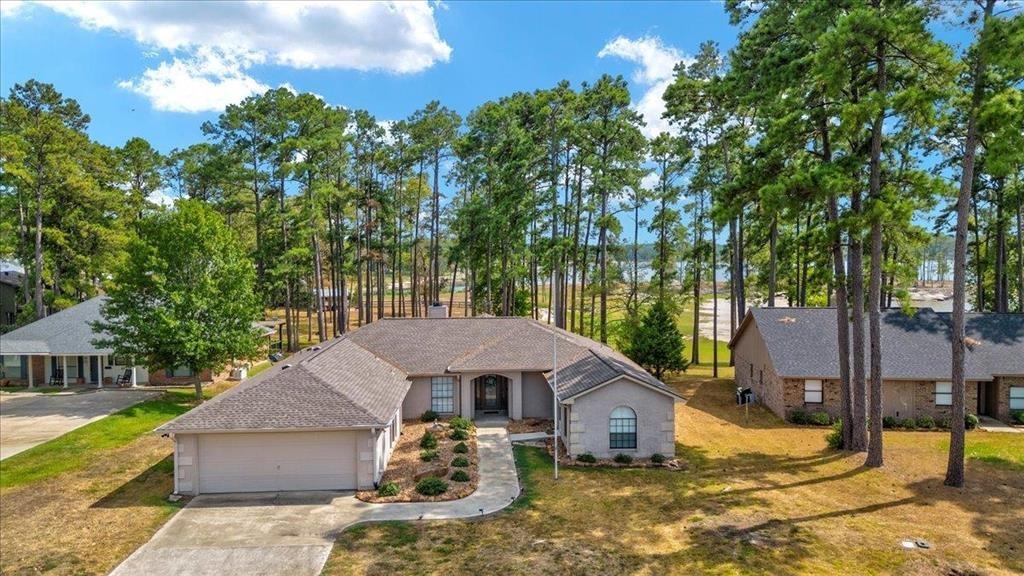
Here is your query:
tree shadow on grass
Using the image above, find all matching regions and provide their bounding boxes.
[903,461,1024,574]
[678,376,792,430]
[90,454,177,509]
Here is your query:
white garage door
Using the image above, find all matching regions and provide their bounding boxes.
[198,431,358,493]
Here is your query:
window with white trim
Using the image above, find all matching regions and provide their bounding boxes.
[1010,386,1024,411]
[609,406,637,450]
[935,381,952,406]
[804,379,823,404]
[431,376,455,413]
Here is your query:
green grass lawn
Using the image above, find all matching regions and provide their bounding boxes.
[0,389,197,489]
[0,385,67,394]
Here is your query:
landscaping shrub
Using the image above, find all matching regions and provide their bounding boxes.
[936,416,951,429]
[451,456,469,468]
[453,441,469,454]
[449,428,470,441]
[826,419,844,450]
[451,469,470,482]
[899,418,917,430]
[449,416,472,430]
[613,453,633,465]
[377,482,400,497]
[420,431,438,449]
[421,410,438,423]
[915,416,935,429]
[650,453,666,464]
[809,412,831,426]
[420,449,438,462]
[415,476,448,496]
[576,453,597,463]
[882,416,897,429]
[789,409,809,425]
[1013,411,1024,425]
[965,413,979,430]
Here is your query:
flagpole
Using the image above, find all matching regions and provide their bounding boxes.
[552,308,559,481]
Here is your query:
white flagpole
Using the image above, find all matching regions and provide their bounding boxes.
[552,276,559,481]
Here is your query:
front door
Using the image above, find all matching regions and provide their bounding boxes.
[475,375,508,413]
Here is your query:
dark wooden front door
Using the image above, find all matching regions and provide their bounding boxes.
[475,375,508,413]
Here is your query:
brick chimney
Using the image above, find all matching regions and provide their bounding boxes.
[427,303,449,318]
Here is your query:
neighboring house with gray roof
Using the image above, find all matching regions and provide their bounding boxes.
[729,307,1024,425]
[159,314,684,495]
[0,296,264,388]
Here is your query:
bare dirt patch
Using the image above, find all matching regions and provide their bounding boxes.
[357,420,479,503]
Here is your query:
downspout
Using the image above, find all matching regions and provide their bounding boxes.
[371,427,380,487]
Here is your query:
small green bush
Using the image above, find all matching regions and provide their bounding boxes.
[576,453,597,463]
[420,431,438,449]
[449,416,472,430]
[826,419,844,450]
[377,482,400,497]
[809,412,831,426]
[882,416,897,429]
[453,441,469,454]
[650,453,666,464]
[613,453,633,465]
[415,476,448,496]
[789,409,809,425]
[451,455,469,468]
[965,413,979,430]
[1013,411,1024,425]
[915,416,935,429]
[421,410,438,423]
[449,428,469,441]
[899,418,917,430]
[936,416,951,429]
[420,449,438,462]
[450,469,470,482]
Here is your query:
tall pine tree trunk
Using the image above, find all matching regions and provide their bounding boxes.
[866,26,886,468]
[947,0,996,488]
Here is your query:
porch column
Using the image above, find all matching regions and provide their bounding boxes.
[97,355,104,389]
[130,365,137,388]
[62,356,68,388]
[27,357,34,388]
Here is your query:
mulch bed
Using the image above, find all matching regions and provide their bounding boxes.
[507,418,553,435]
[356,420,479,503]
[540,438,688,471]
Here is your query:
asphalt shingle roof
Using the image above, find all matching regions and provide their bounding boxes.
[736,307,1024,380]
[160,316,679,432]
[158,338,410,433]
[0,296,112,355]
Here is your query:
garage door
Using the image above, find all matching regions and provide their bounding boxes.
[198,431,358,493]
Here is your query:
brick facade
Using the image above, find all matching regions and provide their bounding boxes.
[147,367,216,386]
[779,377,983,423]
[996,376,1024,422]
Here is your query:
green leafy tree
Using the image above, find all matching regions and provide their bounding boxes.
[95,200,262,401]
[622,300,689,380]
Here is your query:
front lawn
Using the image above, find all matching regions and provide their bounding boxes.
[0,381,236,575]
[327,374,1024,576]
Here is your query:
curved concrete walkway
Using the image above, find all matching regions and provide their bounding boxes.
[110,424,520,576]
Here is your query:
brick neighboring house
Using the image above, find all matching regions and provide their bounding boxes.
[729,307,1024,425]
[0,296,268,387]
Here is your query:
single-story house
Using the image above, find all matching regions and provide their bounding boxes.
[158,308,683,495]
[729,307,1024,424]
[0,296,273,387]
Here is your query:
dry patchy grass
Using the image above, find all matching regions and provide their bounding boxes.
[0,382,238,575]
[326,374,1024,576]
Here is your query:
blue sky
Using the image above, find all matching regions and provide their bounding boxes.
[0,1,976,243]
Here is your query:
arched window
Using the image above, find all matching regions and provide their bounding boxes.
[609,406,637,450]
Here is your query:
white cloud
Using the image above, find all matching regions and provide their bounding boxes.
[598,36,692,139]
[147,188,176,208]
[117,47,270,113]
[640,171,660,191]
[35,1,452,112]
[0,0,26,17]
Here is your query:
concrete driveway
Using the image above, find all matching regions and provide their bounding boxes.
[0,389,158,459]
[110,425,521,576]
